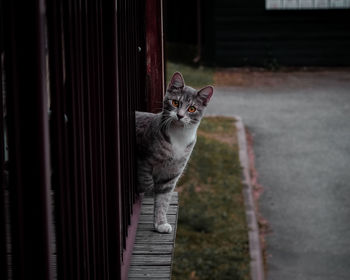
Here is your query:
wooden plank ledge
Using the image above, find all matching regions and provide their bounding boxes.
[128,192,179,279]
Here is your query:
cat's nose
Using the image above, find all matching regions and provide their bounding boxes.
[177,114,184,120]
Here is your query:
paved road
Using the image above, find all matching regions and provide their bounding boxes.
[206,70,350,280]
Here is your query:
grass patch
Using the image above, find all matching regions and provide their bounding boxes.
[172,117,250,280]
[166,61,214,89]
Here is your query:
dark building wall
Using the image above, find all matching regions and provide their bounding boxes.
[213,0,350,67]
[165,0,350,67]
[164,0,198,45]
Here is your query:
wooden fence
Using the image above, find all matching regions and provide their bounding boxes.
[0,0,164,279]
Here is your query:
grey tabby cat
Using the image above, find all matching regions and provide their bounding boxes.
[135,72,213,233]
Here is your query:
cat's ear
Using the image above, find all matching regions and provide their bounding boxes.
[197,86,214,106]
[168,72,185,90]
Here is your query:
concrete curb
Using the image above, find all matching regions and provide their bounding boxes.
[235,116,265,280]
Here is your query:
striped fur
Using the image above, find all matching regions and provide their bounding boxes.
[136,72,213,233]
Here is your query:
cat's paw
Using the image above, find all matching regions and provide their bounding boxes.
[155,223,172,233]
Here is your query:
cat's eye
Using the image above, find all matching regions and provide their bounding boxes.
[172,100,179,107]
[188,106,196,113]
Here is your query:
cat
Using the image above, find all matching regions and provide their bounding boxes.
[135,72,213,233]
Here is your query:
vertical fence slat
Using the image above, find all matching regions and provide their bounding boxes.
[3,1,53,279]
[136,0,147,113]
[102,0,123,278]
[0,0,7,277]
[96,1,109,277]
[62,1,88,279]
[146,0,165,113]
[46,0,75,279]
[81,1,96,278]
[87,1,97,277]
[117,0,127,252]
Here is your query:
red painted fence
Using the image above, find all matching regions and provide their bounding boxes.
[0,0,164,279]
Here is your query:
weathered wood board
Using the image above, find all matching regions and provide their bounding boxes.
[128,192,179,279]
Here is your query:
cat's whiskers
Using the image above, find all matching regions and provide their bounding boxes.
[164,118,173,133]
[159,115,173,135]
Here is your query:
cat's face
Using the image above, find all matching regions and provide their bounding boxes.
[163,72,213,127]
